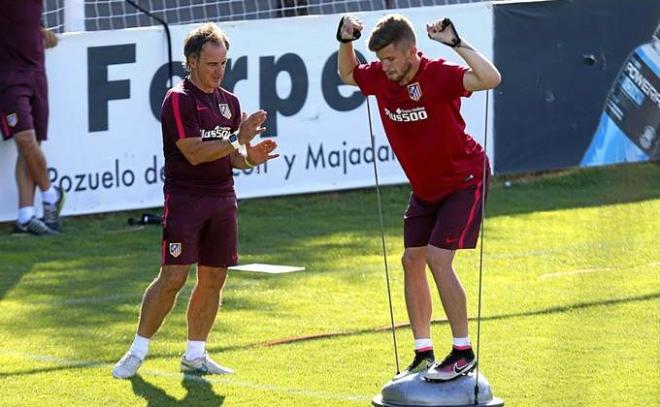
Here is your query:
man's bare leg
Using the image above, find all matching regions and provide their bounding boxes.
[180,266,233,374]
[112,265,190,379]
[187,265,227,341]
[402,247,433,340]
[426,246,468,338]
[16,154,36,209]
[394,246,436,379]
[424,245,477,381]
[13,130,50,192]
[136,265,191,338]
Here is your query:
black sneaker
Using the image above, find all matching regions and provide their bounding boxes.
[392,350,434,380]
[424,346,476,381]
[14,216,57,236]
[43,186,66,230]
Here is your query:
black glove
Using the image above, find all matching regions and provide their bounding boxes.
[435,18,462,48]
[336,16,361,43]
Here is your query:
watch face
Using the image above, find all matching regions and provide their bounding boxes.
[229,133,238,142]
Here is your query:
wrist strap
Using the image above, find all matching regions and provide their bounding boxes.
[336,16,361,43]
[229,132,241,150]
[244,155,256,168]
[439,18,461,48]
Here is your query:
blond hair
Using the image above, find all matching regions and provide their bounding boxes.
[367,14,416,52]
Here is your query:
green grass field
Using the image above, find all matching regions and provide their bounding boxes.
[0,163,658,406]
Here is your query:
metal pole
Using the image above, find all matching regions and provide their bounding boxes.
[474,89,490,404]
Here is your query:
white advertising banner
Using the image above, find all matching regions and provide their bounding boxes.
[0,3,493,221]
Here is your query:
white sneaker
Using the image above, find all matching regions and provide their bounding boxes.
[180,352,233,375]
[112,352,143,379]
[14,216,57,236]
[43,186,66,231]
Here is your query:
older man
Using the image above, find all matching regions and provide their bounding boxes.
[113,23,279,379]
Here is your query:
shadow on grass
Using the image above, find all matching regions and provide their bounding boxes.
[0,265,30,302]
[238,163,660,222]
[0,163,657,383]
[1,291,656,378]
[130,374,225,406]
[486,162,660,217]
[236,163,660,257]
[243,291,660,348]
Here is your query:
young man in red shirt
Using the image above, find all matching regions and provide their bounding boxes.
[337,14,500,381]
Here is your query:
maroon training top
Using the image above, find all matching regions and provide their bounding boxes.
[160,78,241,196]
[0,0,44,71]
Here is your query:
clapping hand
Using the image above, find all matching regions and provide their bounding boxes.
[246,139,279,166]
[237,110,267,145]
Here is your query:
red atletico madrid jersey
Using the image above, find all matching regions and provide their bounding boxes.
[353,53,486,202]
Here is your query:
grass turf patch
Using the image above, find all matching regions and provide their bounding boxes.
[0,162,658,406]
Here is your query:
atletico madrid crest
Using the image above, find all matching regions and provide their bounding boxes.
[169,242,182,258]
[219,104,232,120]
[6,113,18,128]
[407,82,422,101]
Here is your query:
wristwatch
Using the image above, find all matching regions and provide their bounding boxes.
[227,132,241,150]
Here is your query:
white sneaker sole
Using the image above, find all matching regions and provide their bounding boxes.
[424,361,477,381]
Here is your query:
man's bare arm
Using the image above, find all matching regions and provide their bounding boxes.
[426,19,501,91]
[337,15,364,86]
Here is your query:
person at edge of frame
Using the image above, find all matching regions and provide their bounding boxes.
[0,1,66,236]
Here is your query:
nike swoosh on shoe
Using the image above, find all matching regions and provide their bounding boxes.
[453,361,472,374]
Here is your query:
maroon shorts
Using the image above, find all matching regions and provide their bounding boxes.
[0,70,49,141]
[161,193,238,268]
[404,176,489,250]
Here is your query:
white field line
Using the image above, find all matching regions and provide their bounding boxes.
[0,292,143,306]
[0,288,194,306]
[540,268,609,280]
[4,261,656,306]
[0,350,370,403]
[61,293,142,305]
[540,261,659,280]
[143,369,370,402]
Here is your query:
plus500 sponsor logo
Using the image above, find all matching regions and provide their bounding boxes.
[384,107,428,122]
[201,125,232,141]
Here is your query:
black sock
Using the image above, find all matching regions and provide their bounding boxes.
[415,349,435,359]
[452,347,474,357]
